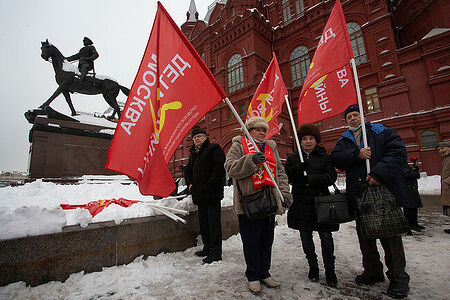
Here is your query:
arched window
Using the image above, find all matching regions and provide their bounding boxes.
[228,54,244,93]
[347,22,367,65]
[290,46,310,87]
[282,0,292,22]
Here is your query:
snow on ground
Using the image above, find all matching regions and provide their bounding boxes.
[1,213,449,299]
[0,175,448,299]
[0,175,441,240]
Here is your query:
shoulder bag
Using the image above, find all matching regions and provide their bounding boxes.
[236,181,277,220]
[314,176,354,224]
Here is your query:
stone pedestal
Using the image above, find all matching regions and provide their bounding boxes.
[27,114,117,178]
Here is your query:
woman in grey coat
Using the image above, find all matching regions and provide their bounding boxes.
[225,117,292,295]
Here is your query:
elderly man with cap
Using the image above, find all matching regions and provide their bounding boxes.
[330,105,410,299]
[436,141,450,234]
[185,125,226,264]
[67,37,99,82]
[225,116,292,294]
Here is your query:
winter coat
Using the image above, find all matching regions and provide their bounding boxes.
[185,138,226,205]
[331,121,408,207]
[224,136,293,215]
[401,164,423,208]
[441,155,450,207]
[285,146,339,232]
[67,45,99,70]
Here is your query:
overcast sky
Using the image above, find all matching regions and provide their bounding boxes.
[0,0,213,172]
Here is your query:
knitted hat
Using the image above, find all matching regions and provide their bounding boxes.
[297,123,321,143]
[191,125,207,138]
[436,141,450,148]
[245,117,269,132]
[344,104,360,121]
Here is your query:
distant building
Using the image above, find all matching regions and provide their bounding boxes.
[0,171,27,186]
[169,0,450,177]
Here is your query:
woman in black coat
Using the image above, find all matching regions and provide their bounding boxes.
[285,124,338,287]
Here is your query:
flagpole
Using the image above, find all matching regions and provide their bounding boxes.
[350,58,370,175]
[223,97,286,204]
[284,95,307,176]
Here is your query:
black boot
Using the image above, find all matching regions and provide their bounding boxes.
[308,263,319,282]
[387,281,409,299]
[325,269,338,287]
[355,272,385,285]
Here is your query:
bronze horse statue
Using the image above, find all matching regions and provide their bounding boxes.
[40,40,129,119]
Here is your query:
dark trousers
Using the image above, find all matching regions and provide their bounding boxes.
[357,234,410,285]
[198,201,222,257]
[403,207,418,226]
[238,214,275,281]
[79,64,91,82]
[300,230,335,271]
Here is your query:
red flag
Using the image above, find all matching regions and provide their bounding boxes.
[297,0,356,124]
[246,53,288,139]
[105,2,226,197]
[60,198,141,217]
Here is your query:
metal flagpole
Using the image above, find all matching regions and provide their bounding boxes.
[223,97,285,203]
[284,94,307,176]
[350,58,370,175]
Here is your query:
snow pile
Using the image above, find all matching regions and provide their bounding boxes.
[0,179,234,240]
[0,175,441,240]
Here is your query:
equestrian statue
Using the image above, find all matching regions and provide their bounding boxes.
[39,39,129,119]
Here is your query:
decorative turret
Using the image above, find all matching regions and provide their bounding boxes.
[186,0,199,22]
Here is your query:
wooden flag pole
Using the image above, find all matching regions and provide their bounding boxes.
[223,97,286,203]
[350,58,370,175]
[284,94,307,176]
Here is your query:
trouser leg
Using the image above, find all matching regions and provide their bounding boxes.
[300,230,318,266]
[259,215,275,280]
[318,231,335,271]
[380,236,410,286]
[238,214,274,281]
[197,203,210,253]
[207,201,222,257]
[403,207,417,226]
[357,232,384,276]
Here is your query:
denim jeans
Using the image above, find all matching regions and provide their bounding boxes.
[300,230,335,271]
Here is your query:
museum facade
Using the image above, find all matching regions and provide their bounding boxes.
[169,0,450,176]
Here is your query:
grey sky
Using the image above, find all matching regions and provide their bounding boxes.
[0,0,211,172]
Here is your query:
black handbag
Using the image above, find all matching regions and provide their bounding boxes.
[314,179,354,224]
[356,185,410,240]
[236,181,277,220]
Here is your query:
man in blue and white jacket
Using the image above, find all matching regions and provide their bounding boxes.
[331,105,410,299]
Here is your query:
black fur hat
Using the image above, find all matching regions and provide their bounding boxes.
[297,123,321,143]
[191,125,207,138]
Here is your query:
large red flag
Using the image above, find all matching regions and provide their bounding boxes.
[246,53,288,139]
[297,0,356,124]
[105,2,226,197]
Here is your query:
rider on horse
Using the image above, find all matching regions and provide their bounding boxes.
[67,37,99,82]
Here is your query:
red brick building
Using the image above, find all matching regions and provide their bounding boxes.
[171,0,450,177]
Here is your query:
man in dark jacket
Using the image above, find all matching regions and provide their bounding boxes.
[185,125,226,264]
[67,37,99,82]
[331,105,410,299]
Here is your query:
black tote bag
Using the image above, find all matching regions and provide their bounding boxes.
[314,181,354,224]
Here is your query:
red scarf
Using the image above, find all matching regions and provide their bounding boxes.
[241,136,277,189]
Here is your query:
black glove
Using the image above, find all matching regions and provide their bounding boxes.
[252,152,266,165]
